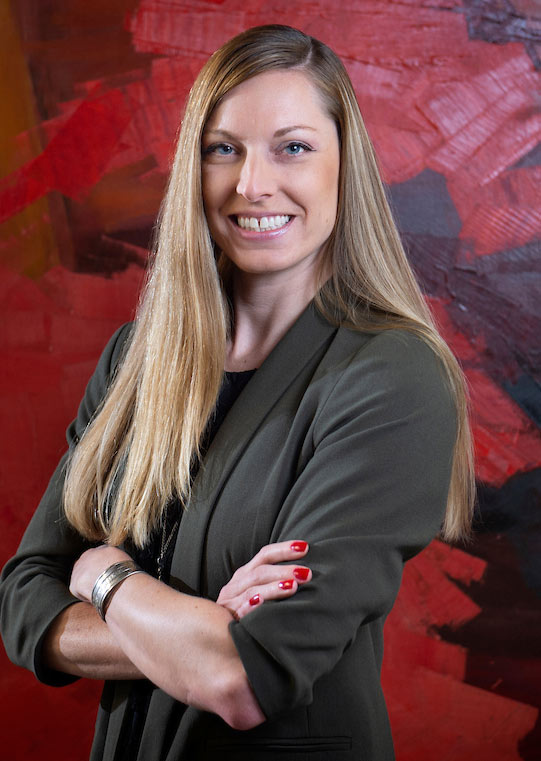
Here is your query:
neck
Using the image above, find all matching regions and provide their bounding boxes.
[225,267,321,372]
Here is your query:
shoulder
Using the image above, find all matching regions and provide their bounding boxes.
[66,322,135,446]
[311,325,456,437]
[352,327,447,388]
[84,321,135,395]
[323,323,450,395]
[98,321,135,378]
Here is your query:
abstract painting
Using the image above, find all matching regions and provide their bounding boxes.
[1,1,540,758]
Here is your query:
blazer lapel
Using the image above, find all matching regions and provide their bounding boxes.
[170,303,336,593]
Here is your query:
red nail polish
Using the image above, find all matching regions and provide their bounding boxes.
[279,579,294,590]
[249,594,260,606]
[290,541,308,553]
[293,567,310,581]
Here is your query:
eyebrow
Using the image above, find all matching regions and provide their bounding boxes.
[203,125,317,139]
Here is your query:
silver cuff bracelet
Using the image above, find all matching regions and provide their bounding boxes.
[91,560,143,621]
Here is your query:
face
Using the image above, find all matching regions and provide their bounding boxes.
[201,69,340,283]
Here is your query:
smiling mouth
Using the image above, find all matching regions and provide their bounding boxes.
[234,215,291,232]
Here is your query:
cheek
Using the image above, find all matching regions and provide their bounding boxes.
[201,172,215,211]
[316,147,339,190]
[201,168,226,212]
[326,157,340,198]
[316,169,339,228]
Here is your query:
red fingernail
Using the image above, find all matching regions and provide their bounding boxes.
[279,579,294,590]
[249,594,260,606]
[293,567,310,581]
[290,541,308,553]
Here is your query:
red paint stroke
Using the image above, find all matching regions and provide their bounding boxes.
[1,6,539,761]
[427,298,480,365]
[123,0,468,189]
[72,56,206,176]
[127,0,469,62]
[427,301,541,484]
[345,60,423,122]
[346,62,441,184]
[426,539,486,587]
[460,203,541,256]
[0,649,100,761]
[383,542,482,686]
[457,165,541,255]
[0,87,133,224]
[483,166,541,210]
[420,52,532,142]
[467,368,541,485]
[450,109,541,240]
[351,43,534,184]
[385,625,468,681]
[450,95,541,192]
[122,56,206,170]
[128,4,242,56]
[0,263,142,560]
[368,123,440,185]
[385,666,538,761]
[424,52,541,238]
[392,542,485,633]
[413,47,541,256]
[311,4,469,64]
[383,541,537,761]
[5,2,534,241]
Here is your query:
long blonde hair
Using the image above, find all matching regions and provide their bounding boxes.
[64,25,475,547]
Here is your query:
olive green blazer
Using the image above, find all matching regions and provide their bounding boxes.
[0,303,456,760]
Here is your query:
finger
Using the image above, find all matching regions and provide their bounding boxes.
[234,592,265,620]
[217,541,310,603]
[234,577,301,619]
[247,540,309,570]
[246,564,312,587]
[225,563,312,599]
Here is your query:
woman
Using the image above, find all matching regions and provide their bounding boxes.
[0,24,474,761]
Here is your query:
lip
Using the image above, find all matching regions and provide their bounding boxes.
[227,214,294,239]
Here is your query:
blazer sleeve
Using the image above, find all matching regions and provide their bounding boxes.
[0,323,132,686]
[229,329,458,720]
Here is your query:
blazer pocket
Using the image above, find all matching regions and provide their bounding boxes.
[206,735,352,759]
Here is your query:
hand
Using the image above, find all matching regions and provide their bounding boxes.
[217,540,311,620]
[69,545,132,604]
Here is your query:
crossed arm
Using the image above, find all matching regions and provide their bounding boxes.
[14,327,455,732]
[43,540,311,730]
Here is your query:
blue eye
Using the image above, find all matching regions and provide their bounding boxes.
[204,143,235,156]
[284,142,311,155]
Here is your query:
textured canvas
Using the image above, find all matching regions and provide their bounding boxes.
[1,1,540,758]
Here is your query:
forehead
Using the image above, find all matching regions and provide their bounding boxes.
[204,69,334,134]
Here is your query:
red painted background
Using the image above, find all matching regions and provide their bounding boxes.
[1,1,540,758]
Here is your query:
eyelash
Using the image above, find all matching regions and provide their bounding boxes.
[202,141,313,157]
[283,142,312,155]
[203,143,235,156]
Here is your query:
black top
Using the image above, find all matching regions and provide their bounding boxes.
[116,369,256,761]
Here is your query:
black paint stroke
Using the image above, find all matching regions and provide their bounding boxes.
[391,169,541,410]
[461,0,541,69]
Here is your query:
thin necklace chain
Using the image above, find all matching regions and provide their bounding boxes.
[157,514,180,582]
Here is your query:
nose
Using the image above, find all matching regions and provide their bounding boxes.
[236,151,276,202]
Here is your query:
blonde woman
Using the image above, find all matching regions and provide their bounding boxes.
[0,25,474,761]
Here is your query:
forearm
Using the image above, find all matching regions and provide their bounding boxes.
[103,572,265,729]
[42,601,143,680]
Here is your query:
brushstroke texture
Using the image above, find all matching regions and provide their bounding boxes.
[0,1,540,759]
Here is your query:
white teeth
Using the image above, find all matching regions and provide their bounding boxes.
[237,215,291,231]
